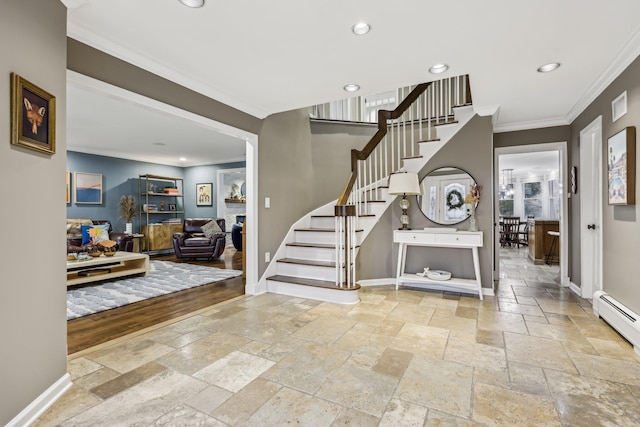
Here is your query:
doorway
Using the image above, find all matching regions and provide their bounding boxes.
[494,142,569,285]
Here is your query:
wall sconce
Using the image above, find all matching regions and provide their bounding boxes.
[388,172,422,230]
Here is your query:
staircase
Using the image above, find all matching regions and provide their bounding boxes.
[264,76,474,303]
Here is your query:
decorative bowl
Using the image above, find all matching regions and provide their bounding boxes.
[103,247,117,257]
[421,268,452,281]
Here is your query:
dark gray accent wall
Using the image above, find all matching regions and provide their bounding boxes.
[571,54,640,314]
[67,39,262,135]
[0,1,68,424]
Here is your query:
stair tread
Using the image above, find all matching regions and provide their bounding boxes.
[435,119,459,127]
[287,242,361,249]
[418,138,441,143]
[267,275,360,291]
[402,155,423,160]
[311,214,375,218]
[295,228,364,232]
[277,258,335,268]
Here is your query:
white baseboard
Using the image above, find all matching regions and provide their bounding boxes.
[359,278,494,297]
[357,278,396,287]
[561,276,571,287]
[7,373,72,427]
[569,281,581,296]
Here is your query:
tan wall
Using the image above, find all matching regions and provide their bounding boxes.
[570,54,640,314]
[0,1,68,424]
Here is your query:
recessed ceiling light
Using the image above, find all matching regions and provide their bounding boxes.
[343,84,360,92]
[179,157,187,161]
[537,62,561,73]
[429,64,449,74]
[352,22,371,35]
[179,0,205,8]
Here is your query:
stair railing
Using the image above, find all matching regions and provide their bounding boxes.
[334,75,471,288]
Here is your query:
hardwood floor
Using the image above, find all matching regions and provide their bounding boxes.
[67,247,245,355]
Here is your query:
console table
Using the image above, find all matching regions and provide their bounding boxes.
[394,230,484,299]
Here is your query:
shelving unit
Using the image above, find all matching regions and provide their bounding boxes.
[138,174,184,254]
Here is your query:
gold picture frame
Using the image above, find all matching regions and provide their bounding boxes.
[10,73,56,155]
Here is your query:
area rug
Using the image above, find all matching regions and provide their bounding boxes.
[67,261,242,320]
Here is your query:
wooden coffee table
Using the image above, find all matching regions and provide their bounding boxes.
[67,252,149,287]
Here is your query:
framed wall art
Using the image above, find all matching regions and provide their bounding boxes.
[10,73,56,155]
[607,126,636,205]
[66,171,71,204]
[74,172,103,204]
[196,183,213,206]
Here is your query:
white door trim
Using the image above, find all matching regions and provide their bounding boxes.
[579,116,603,298]
[494,142,569,286]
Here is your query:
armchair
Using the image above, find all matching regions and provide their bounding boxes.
[67,219,134,252]
[172,218,226,260]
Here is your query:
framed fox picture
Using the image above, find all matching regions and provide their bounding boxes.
[10,73,56,155]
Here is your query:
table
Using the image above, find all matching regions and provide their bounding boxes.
[394,230,484,299]
[67,252,149,287]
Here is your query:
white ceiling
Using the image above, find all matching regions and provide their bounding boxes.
[499,151,559,179]
[63,0,640,163]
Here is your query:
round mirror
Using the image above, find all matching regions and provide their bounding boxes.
[417,166,477,225]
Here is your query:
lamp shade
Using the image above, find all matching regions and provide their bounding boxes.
[388,172,421,195]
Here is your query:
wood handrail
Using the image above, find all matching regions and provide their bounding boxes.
[336,82,432,206]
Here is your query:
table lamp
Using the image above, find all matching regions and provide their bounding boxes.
[388,172,422,230]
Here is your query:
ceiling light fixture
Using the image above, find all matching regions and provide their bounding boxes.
[352,22,371,35]
[429,63,449,74]
[179,0,205,8]
[179,157,187,161]
[537,62,561,73]
[343,84,360,92]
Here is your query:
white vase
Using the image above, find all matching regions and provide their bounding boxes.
[125,223,133,234]
[468,207,478,232]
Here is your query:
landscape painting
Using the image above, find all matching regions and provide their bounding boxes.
[74,172,103,204]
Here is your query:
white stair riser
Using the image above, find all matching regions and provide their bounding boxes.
[294,231,362,245]
[266,279,359,304]
[286,246,336,262]
[276,262,335,281]
[310,217,337,228]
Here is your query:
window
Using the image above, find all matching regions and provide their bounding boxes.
[549,179,560,220]
[523,182,543,218]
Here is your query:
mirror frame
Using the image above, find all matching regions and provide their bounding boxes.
[416,166,477,226]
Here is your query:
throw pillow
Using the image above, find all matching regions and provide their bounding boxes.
[201,220,222,238]
[81,224,110,245]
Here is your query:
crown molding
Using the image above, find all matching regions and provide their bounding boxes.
[67,24,271,119]
[564,25,640,124]
[493,117,570,134]
[60,0,91,9]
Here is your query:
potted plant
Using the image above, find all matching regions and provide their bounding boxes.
[118,195,136,234]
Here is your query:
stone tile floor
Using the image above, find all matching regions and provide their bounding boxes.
[36,247,640,426]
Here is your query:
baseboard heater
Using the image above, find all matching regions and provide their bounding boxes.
[593,291,640,355]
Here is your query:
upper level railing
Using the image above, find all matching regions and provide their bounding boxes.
[332,75,471,288]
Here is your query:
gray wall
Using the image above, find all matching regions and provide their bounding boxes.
[570,54,640,314]
[494,126,571,148]
[310,121,376,208]
[258,109,314,277]
[183,162,246,219]
[67,39,261,136]
[0,1,68,424]
[394,115,494,287]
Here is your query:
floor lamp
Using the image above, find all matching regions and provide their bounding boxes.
[388,172,422,230]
